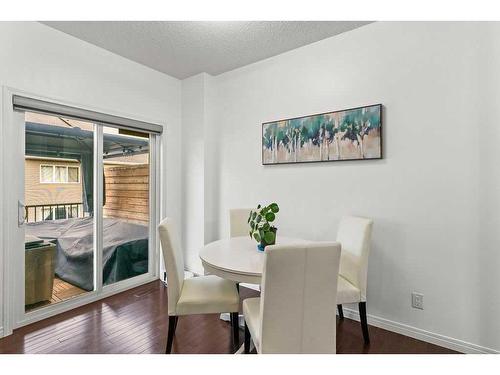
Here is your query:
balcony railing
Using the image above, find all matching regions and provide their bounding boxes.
[25,202,84,223]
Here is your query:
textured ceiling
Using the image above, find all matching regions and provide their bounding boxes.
[42,21,371,79]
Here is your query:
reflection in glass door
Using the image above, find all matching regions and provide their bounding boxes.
[24,112,95,312]
[102,126,150,285]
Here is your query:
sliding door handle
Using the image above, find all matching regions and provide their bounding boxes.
[18,200,26,227]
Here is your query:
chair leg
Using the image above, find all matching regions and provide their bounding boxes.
[173,315,179,332]
[337,304,344,320]
[165,315,177,354]
[244,322,251,354]
[359,302,370,344]
[231,312,239,346]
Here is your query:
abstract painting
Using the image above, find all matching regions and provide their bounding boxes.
[262,104,382,164]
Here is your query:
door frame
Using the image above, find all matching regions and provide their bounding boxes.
[1,86,163,336]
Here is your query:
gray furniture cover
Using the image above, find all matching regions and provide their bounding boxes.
[25,217,149,291]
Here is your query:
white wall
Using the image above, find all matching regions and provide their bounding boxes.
[203,74,219,247]
[197,22,500,352]
[181,73,218,274]
[475,22,500,352]
[181,74,206,272]
[0,22,182,334]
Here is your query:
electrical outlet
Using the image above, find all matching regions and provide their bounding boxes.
[412,292,424,310]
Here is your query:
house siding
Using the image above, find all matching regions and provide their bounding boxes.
[25,159,82,206]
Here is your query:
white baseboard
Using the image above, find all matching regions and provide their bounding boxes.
[342,307,499,354]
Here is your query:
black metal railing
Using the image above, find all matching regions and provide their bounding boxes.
[25,202,84,223]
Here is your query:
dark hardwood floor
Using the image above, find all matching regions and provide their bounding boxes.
[0,281,457,354]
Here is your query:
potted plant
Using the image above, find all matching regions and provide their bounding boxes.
[248,203,279,251]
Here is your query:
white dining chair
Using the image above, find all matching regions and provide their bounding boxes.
[229,208,253,238]
[158,217,241,353]
[335,216,373,344]
[242,242,341,353]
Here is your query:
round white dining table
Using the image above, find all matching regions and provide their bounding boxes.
[199,236,309,284]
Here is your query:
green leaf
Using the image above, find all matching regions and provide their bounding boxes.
[264,231,276,245]
[262,223,270,231]
[270,203,279,213]
[249,230,252,238]
[259,230,264,239]
[256,215,262,223]
[257,204,261,209]
[253,232,261,242]
[265,212,275,222]
[252,212,257,220]
[250,221,255,230]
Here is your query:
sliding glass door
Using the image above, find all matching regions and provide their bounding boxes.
[3,93,161,329]
[101,126,151,286]
[24,112,95,312]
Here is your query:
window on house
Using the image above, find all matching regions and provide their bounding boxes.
[55,166,67,183]
[68,167,79,183]
[40,165,80,183]
[40,165,54,182]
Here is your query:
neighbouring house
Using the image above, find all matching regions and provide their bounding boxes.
[25,156,83,222]
[25,156,149,224]
[24,113,150,224]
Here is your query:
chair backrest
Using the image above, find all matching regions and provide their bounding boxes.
[258,242,341,353]
[158,217,185,315]
[336,216,373,301]
[229,208,252,238]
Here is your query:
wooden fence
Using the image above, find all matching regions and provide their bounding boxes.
[103,164,149,223]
